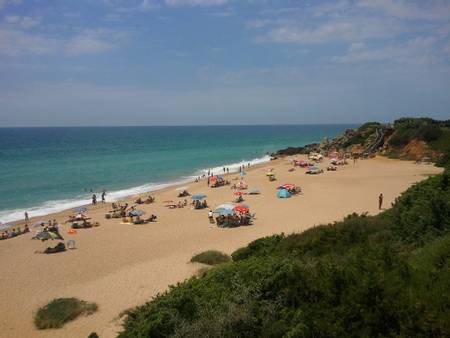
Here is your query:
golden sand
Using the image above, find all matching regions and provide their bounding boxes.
[0,156,442,338]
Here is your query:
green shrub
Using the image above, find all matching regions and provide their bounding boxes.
[119,170,450,338]
[191,250,231,265]
[389,117,444,147]
[34,298,98,329]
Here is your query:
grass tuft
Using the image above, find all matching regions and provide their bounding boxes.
[34,297,98,330]
[191,250,231,266]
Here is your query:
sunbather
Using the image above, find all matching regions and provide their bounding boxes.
[43,242,66,254]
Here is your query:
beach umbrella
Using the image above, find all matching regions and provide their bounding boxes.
[129,209,145,217]
[278,184,295,190]
[74,206,88,213]
[248,188,260,195]
[215,203,235,210]
[240,172,247,177]
[266,172,275,176]
[0,223,11,231]
[277,189,291,199]
[234,205,250,213]
[234,191,246,195]
[191,194,207,200]
[214,208,236,215]
[32,221,45,228]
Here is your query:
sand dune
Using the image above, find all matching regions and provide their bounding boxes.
[0,156,442,338]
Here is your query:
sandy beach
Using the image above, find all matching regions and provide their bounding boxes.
[0,156,442,338]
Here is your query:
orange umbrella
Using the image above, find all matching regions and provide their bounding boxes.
[234,191,246,195]
[234,205,249,213]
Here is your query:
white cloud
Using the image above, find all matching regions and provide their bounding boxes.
[0,28,57,56]
[141,0,158,11]
[357,0,450,21]
[263,17,404,44]
[0,27,127,57]
[0,0,21,11]
[333,36,441,64]
[165,0,229,7]
[65,29,118,56]
[4,15,40,28]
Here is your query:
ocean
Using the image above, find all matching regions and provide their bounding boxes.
[0,125,354,223]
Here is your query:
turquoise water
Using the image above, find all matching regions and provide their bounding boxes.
[0,125,353,222]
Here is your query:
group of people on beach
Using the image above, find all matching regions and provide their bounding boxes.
[92,190,107,205]
[214,212,252,228]
[1,225,30,240]
[194,199,208,209]
[135,195,155,204]
[32,220,64,240]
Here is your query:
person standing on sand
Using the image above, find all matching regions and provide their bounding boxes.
[92,194,97,205]
[208,210,214,224]
[101,190,106,203]
[378,193,383,210]
[24,211,29,221]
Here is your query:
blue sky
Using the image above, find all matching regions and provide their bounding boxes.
[0,0,449,126]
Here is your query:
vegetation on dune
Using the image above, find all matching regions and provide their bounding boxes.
[388,117,446,148]
[34,298,98,330]
[341,122,381,148]
[191,250,231,266]
[118,163,450,338]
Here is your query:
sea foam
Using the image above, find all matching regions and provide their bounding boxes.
[0,155,271,224]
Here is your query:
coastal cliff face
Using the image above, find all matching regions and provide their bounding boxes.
[275,118,450,163]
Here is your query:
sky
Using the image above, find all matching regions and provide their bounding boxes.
[0,0,449,126]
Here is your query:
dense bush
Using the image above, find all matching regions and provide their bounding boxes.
[35,298,98,329]
[119,169,450,338]
[384,171,450,244]
[389,118,443,147]
[191,250,231,265]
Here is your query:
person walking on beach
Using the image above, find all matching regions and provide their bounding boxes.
[101,190,106,203]
[208,210,214,224]
[378,193,383,210]
[92,194,97,205]
[24,211,29,221]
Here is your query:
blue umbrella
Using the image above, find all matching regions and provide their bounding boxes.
[240,172,247,177]
[191,194,207,200]
[277,189,291,199]
[214,208,236,215]
[74,207,88,213]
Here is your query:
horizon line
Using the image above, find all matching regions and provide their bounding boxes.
[0,122,363,128]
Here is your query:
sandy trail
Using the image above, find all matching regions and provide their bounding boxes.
[0,156,442,338]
